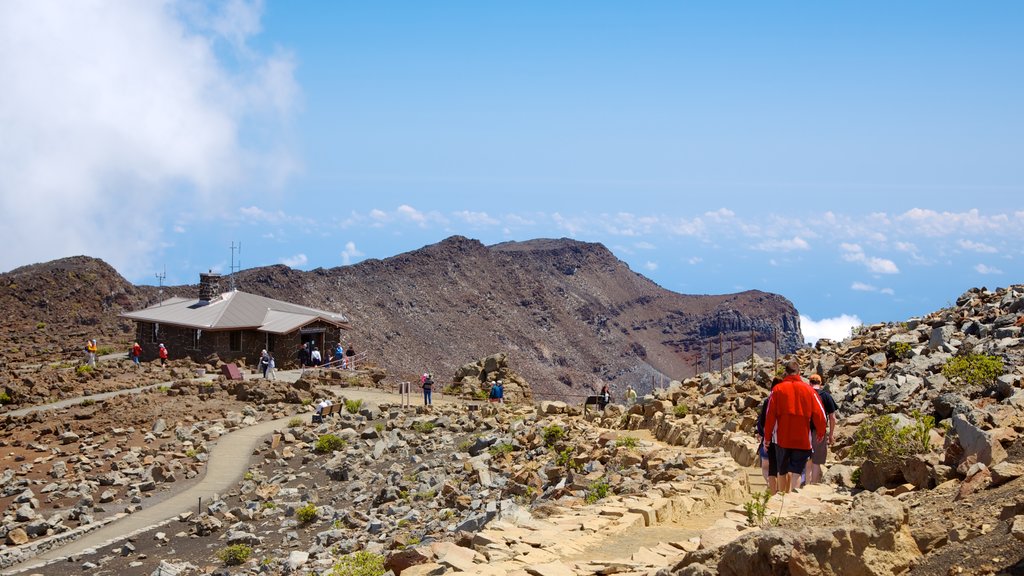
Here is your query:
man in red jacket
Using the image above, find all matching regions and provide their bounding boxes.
[763,359,827,493]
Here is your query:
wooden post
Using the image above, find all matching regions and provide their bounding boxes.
[773,328,779,376]
[750,328,755,372]
[719,333,724,374]
[730,336,735,386]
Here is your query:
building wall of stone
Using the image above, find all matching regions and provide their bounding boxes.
[131,320,347,369]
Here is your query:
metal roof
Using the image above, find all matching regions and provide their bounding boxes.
[120,291,349,333]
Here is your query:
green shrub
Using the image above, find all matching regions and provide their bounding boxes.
[412,421,435,434]
[327,550,386,576]
[615,435,639,448]
[75,364,93,375]
[314,434,347,453]
[488,442,515,456]
[886,341,913,361]
[374,422,385,433]
[942,354,1004,391]
[0,391,10,405]
[851,467,862,487]
[36,322,45,330]
[673,404,689,417]
[743,490,771,526]
[850,411,935,466]
[556,448,581,471]
[344,399,363,414]
[96,345,117,356]
[473,388,488,400]
[542,424,565,446]
[80,398,96,407]
[584,478,610,504]
[217,544,253,566]
[295,501,318,523]
[288,417,304,428]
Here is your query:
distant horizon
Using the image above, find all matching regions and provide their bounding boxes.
[21,232,1017,348]
[1,2,1021,345]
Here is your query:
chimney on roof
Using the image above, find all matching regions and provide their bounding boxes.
[199,272,222,302]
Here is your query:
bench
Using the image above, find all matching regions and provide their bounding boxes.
[311,402,343,423]
[583,395,607,414]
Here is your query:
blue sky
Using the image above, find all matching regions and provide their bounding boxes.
[1,1,1021,343]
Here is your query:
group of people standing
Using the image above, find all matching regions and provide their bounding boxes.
[756,360,839,494]
[259,349,277,379]
[298,341,356,369]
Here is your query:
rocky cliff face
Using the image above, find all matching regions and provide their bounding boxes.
[227,236,803,400]
[0,237,804,400]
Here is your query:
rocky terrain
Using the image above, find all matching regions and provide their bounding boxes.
[0,241,1021,575]
[0,236,802,400]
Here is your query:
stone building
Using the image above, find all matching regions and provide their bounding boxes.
[120,273,349,368]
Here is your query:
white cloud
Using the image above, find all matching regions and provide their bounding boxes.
[800,314,862,345]
[880,288,895,295]
[754,237,810,252]
[851,282,876,292]
[958,239,998,253]
[688,256,703,265]
[0,1,297,278]
[643,261,658,272]
[453,210,500,227]
[634,241,656,250]
[281,253,307,268]
[397,205,427,224]
[975,263,1003,275]
[340,241,363,265]
[840,243,899,274]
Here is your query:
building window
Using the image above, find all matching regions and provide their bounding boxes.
[151,323,160,344]
[229,330,242,352]
[190,329,201,350]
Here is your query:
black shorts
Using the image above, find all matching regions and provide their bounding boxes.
[776,446,812,475]
[766,442,779,477]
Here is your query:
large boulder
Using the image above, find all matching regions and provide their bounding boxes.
[678,492,921,576]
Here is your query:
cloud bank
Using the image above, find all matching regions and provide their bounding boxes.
[800,314,862,345]
[0,0,296,277]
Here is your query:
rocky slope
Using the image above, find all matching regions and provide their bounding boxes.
[0,277,1021,575]
[0,237,803,401]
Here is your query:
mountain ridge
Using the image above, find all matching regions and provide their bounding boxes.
[0,236,803,398]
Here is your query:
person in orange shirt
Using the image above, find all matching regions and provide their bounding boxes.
[763,360,826,493]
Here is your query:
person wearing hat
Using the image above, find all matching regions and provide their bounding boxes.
[158,343,168,366]
[489,380,504,404]
[805,373,838,485]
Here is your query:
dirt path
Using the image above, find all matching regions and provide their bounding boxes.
[4,371,436,574]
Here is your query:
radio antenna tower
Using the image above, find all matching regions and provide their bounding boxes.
[229,241,242,291]
[154,265,166,305]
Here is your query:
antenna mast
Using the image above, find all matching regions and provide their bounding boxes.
[230,241,242,291]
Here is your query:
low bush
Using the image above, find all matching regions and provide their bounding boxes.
[327,550,386,576]
[488,442,515,456]
[542,424,565,446]
[850,411,935,466]
[615,435,639,448]
[288,417,304,428]
[295,502,318,523]
[218,544,253,566]
[314,434,347,453]
[942,353,1004,391]
[585,478,610,504]
[0,391,11,405]
[412,421,435,434]
[886,341,913,361]
[75,364,93,375]
[673,404,689,417]
[344,399,363,414]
